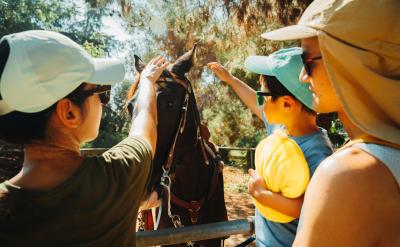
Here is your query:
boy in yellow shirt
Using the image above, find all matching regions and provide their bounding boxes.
[208,47,333,246]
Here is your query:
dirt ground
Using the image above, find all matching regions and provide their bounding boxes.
[223,166,256,247]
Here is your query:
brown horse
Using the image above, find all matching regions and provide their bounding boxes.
[126,45,227,247]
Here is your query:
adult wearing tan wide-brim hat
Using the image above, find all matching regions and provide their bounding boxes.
[262,0,400,246]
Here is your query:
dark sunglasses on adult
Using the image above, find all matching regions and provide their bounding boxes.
[70,85,111,105]
[256,91,285,106]
[301,51,322,77]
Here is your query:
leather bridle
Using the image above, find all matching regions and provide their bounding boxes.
[131,72,220,240]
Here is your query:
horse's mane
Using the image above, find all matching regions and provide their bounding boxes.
[126,74,141,102]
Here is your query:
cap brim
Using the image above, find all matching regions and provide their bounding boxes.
[244,56,273,76]
[261,25,317,41]
[87,58,125,85]
[0,100,15,116]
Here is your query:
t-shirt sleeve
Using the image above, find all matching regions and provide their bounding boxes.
[303,134,333,177]
[99,136,153,201]
[256,134,310,198]
[306,149,330,177]
[254,134,310,223]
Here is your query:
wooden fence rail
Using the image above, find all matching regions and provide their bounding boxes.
[136,217,254,247]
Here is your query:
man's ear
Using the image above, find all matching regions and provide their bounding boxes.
[280,96,297,113]
[55,99,83,128]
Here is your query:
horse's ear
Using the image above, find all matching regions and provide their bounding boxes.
[134,54,146,73]
[171,44,197,76]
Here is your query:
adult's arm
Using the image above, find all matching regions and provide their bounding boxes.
[129,56,169,157]
[208,62,262,119]
[293,147,400,246]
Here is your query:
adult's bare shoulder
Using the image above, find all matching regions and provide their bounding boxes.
[294,147,400,247]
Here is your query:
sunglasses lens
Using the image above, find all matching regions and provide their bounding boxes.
[305,64,311,76]
[256,94,264,106]
[99,91,110,105]
[301,53,310,76]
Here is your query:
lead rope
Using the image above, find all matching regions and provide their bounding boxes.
[160,167,195,247]
[154,204,162,230]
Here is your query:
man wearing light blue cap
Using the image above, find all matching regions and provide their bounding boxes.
[208,47,333,247]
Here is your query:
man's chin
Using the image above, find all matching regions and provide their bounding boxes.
[313,102,332,114]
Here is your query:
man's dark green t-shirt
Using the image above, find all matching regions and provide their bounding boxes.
[0,137,152,246]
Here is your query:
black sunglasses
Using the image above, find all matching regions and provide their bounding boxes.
[301,52,322,76]
[256,91,285,106]
[70,85,111,105]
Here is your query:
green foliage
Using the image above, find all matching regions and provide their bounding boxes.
[328,117,349,148]
[118,0,347,148]
[83,41,106,58]
[0,0,77,37]
[0,0,115,53]
[200,70,265,147]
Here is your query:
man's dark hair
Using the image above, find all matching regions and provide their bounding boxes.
[260,74,315,115]
[0,40,86,145]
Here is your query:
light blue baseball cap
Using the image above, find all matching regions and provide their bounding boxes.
[244,47,312,110]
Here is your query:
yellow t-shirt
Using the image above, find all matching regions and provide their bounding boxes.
[253,130,310,223]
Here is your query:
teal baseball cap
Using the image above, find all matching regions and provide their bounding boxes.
[244,47,312,110]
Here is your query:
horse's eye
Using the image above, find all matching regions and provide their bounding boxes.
[159,99,176,110]
[163,101,175,109]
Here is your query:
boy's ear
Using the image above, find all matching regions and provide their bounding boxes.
[280,96,296,113]
[55,99,83,128]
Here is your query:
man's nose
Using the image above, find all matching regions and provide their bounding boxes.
[299,67,310,83]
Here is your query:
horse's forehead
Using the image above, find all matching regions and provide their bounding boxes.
[162,68,176,80]
[167,63,174,72]
[129,68,188,99]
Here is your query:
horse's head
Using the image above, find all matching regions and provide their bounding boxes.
[127,46,227,235]
[126,45,199,195]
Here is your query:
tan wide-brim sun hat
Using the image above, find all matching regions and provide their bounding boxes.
[262,0,400,145]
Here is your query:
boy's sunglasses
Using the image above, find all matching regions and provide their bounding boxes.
[256,91,285,106]
[301,52,322,76]
[70,85,111,105]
